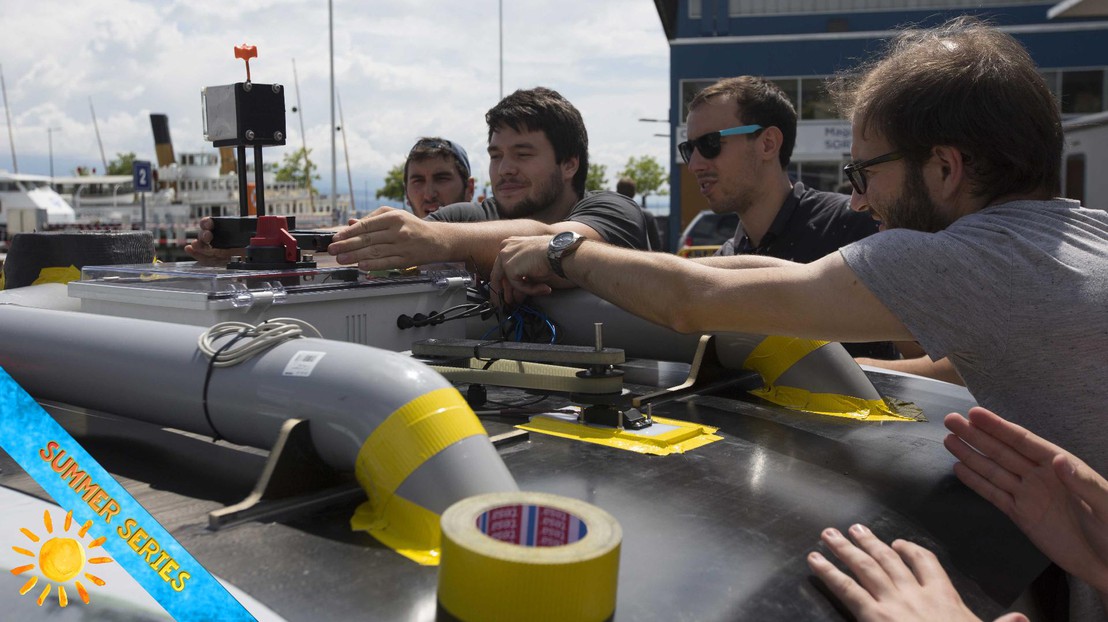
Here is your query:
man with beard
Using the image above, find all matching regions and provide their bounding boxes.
[326,87,649,276]
[403,137,474,218]
[494,21,1108,615]
[491,15,1108,539]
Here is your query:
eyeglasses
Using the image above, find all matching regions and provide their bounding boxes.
[677,124,763,164]
[843,151,903,195]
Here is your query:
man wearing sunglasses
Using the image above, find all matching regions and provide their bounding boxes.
[327,87,649,276]
[492,18,1108,568]
[681,76,879,264]
[404,137,475,218]
[681,76,894,362]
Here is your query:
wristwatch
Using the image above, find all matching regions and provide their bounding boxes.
[547,231,586,278]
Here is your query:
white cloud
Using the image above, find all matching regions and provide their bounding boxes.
[0,0,671,200]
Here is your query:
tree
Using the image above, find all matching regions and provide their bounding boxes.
[376,163,406,202]
[107,152,137,176]
[618,155,668,206]
[585,162,609,193]
[275,147,319,194]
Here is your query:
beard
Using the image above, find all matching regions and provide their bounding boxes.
[497,168,566,220]
[879,163,955,233]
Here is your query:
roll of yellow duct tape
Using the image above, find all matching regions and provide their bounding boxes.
[438,492,622,622]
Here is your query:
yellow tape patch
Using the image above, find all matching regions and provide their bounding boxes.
[32,265,83,286]
[350,387,487,565]
[742,336,921,422]
[517,415,722,456]
[351,494,444,565]
[743,336,827,385]
[749,386,922,422]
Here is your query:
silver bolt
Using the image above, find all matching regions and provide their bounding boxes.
[594,322,603,352]
[617,409,624,431]
[243,82,253,92]
[245,130,255,141]
[272,84,282,93]
[274,131,284,141]
[303,252,314,262]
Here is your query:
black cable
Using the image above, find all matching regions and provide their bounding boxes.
[200,330,250,442]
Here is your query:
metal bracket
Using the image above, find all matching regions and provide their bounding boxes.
[208,418,358,530]
[209,418,531,530]
[632,335,764,409]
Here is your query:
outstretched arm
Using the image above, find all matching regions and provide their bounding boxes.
[857,355,964,386]
[327,207,601,276]
[491,235,914,343]
[944,407,1108,609]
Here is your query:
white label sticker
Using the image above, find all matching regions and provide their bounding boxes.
[283,351,327,377]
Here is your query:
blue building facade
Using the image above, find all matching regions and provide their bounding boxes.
[653,1,1108,248]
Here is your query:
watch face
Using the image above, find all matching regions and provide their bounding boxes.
[551,231,577,250]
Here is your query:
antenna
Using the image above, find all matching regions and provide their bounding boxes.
[89,97,108,173]
[1,63,17,172]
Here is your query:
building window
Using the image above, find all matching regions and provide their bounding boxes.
[726,0,1048,16]
[689,0,701,19]
[1065,154,1085,204]
[680,79,719,122]
[797,162,842,193]
[770,79,799,111]
[1041,70,1060,100]
[1061,70,1104,115]
[799,78,837,120]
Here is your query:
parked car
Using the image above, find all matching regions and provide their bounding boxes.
[677,210,738,255]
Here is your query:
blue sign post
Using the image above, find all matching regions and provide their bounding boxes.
[132,160,152,231]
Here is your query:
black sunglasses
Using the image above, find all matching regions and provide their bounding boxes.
[678,124,763,164]
[843,151,903,195]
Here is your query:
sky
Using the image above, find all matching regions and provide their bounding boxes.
[0,0,672,206]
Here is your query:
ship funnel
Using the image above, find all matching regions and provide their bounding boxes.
[219,147,237,175]
[150,113,176,167]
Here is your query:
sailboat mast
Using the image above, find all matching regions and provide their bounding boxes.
[337,89,355,213]
[329,0,337,221]
[1,63,17,173]
[89,97,108,173]
[291,58,315,210]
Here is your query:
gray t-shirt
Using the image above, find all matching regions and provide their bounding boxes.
[841,199,1108,473]
[428,191,651,250]
[842,199,1108,622]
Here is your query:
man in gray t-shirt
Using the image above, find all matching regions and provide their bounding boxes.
[489,20,1108,618]
[840,200,1108,474]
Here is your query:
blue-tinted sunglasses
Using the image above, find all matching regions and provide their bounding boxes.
[678,124,763,164]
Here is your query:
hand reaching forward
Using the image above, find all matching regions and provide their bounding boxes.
[328,207,445,271]
[944,407,1108,598]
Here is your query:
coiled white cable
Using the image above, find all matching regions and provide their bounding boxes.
[198,317,324,367]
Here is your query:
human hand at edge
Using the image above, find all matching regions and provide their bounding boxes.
[184,216,239,265]
[808,524,1027,622]
[944,407,1108,599]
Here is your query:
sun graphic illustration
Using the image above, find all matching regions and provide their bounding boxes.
[10,509,113,607]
